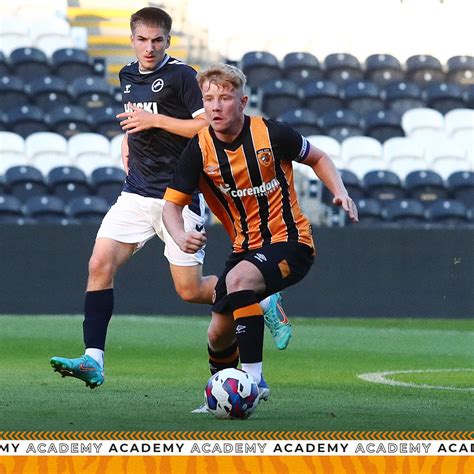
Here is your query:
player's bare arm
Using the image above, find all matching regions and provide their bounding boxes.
[303,145,359,223]
[121,134,129,174]
[117,105,208,138]
[163,201,207,253]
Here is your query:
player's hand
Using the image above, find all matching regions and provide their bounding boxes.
[178,231,207,254]
[333,195,359,223]
[116,103,156,133]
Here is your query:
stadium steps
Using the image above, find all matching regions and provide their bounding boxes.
[67,5,190,86]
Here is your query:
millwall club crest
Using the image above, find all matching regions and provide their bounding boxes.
[151,78,164,92]
[256,148,273,167]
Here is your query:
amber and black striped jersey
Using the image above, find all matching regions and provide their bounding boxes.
[165,115,315,253]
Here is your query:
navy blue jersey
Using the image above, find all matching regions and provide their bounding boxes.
[119,54,205,199]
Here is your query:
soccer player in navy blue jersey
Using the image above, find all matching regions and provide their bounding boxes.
[50,7,289,392]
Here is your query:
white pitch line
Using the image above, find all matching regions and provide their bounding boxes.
[358,368,474,392]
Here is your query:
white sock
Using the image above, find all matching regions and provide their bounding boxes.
[241,362,262,384]
[85,348,104,368]
[259,296,272,312]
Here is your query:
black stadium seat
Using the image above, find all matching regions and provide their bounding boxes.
[51,48,95,81]
[4,165,47,201]
[406,54,446,85]
[300,80,343,116]
[87,106,122,138]
[259,79,301,118]
[4,105,49,137]
[69,76,115,110]
[0,51,9,76]
[282,52,323,85]
[90,166,126,205]
[47,105,91,137]
[364,53,405,85]
[23,195,67,223]
[241,51,281,90]
[319,109,364,142]
[27,76,71,113]
[464,85,474,109]
[383,199,426,227]
[48,166,90,203]
[404,170,448,205]
[384,81,425,115]
[277,108,322,137]
[363,169,405,202]
[323,53,364,84]
[321,168,364,206]
[426,199,468,227]
[447,171,474,207]
[342,80,383,115]
[354,198,383,225]
[9,47,51,82]
[423,83,465,114]
[0,75,29,111]
[446,55,474,86]
[0,195,24,222]
[364,109,404,142]
[67,195,110,223]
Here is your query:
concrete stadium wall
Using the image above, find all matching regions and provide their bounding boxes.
[0,224,472,318]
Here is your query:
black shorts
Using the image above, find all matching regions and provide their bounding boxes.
[212,241,315,313]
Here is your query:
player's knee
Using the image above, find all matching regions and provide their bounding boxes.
[225,272,249,292]
[88,254,115,280]
[175,283,200,303]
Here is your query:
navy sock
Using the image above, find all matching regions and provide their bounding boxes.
[208,341,239,375]
[83,289,114,350]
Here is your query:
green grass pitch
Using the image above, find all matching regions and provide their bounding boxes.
[0,315,472,432]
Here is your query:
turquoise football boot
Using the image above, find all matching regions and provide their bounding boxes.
[263,292,292,350]
[50,354,104,389]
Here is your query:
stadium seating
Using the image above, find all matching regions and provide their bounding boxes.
[25,132,70,175]
[87,106,122,138]
[278,108,322,137]
[68,133,114,176]
[447,171,474,207]
[4,165,47,201]
[401,108,445,141]
[383,137,427,180]
[423,83,465,114]
[424,137,470,180]
[0,51,9,76]
[282,52,323,85]
[0,131,27,174]
[4,104,49,137]
[47,105,91,137]
[383,81,425,115]
[340,136,384,178]
[446,55,474,86]
[70,76,115,110]
[259,79,301,118]
[364,109,404,143]
[48,165,90,203]
[241,51,281,90]
[364,54,405,86]
[27,75,71,113]
[342,80,384,115]
[109,133,125,163]
[405,54,446,85]
[404,170,448,205]
[426,199,468,227]
[51,48,96,81]
[0,75,29,111]
[444,108,474,149]
[353,198,384,225]
[306,135,343,167]
[0,16,31,55]
[23,195,67,223]
[323,53,364,84]
[67,195,109,223]
[319,109,364,142]
[321,168,365,207]
[29,17,73,57]
[300,80,343,116]
[382,198,426,227]
[0,195,24,223]
[90,166,126,205]
[363,169,405,202]
[9,47,51,82]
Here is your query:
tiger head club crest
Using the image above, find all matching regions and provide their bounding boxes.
[256,148,273,167]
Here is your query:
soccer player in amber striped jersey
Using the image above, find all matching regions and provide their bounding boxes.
[164,63,358,391]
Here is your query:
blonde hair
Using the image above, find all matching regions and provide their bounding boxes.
[197,63,247,93]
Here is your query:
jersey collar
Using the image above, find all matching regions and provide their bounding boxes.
[138,54,170,74]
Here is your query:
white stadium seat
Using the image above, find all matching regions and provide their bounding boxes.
[401,107,445,142]
[0,17,31,54]
[0,131,28,174]
[383,137,427,180]
[341,136,385,179]
[444,108,474,150]
[307,135,343,168]
[29,17,73,57]
[69,133,115,176]
[109,133,126,165]
[425,137,471,180]
[25,132,71,175]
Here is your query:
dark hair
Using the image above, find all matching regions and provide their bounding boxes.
[130,7,172,35]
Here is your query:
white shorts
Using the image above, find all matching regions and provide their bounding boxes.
[96,191,206,266]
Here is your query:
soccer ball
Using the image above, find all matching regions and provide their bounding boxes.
[204,368,259,419]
